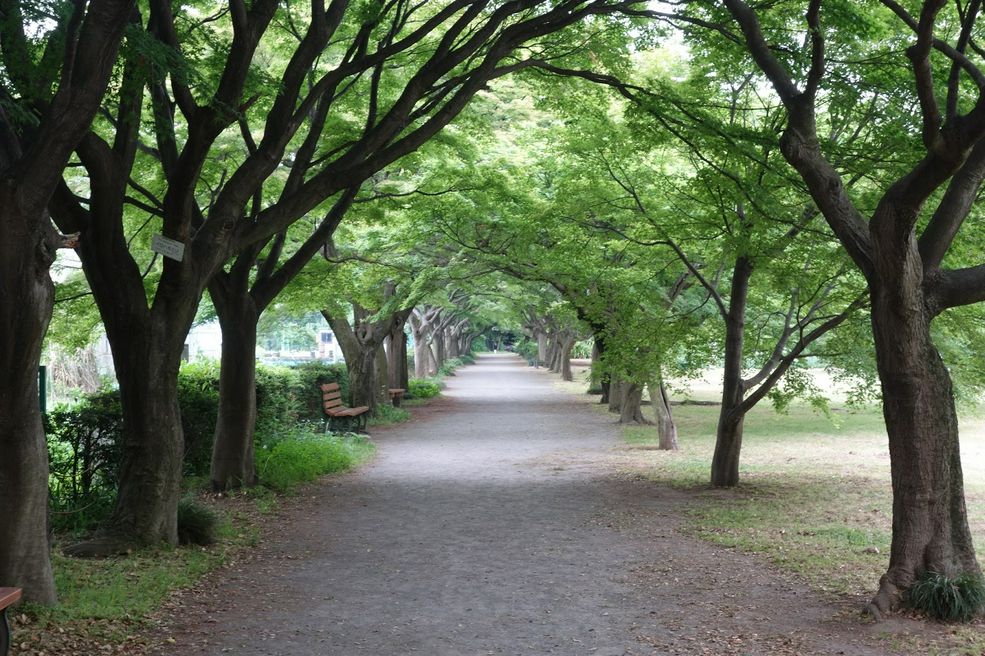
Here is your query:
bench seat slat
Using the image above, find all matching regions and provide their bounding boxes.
[0,588,21,610]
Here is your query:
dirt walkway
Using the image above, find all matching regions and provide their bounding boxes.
[149,354,926,655]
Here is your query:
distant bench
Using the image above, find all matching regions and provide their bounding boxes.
[321,382,369,432]
[1,588,22,656]
[388,388,406,407]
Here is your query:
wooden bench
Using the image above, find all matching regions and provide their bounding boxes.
[388,388,406,407]
[321,382,369,432]
[0,588,22,656]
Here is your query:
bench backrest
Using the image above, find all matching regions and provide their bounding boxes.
[321,382,346,412]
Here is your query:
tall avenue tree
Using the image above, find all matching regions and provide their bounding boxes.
[672,0,985,616]
[0,0,135,603]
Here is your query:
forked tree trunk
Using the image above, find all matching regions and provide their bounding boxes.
[618,383,648,424]
[650,381,678,450]
[867,281,981,616]
[209,290,259,490]
[0,208,59,603]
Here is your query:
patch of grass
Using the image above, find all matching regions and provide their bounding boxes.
[34,544,228,623]
[369,403,411,426]
[257,429,374,491]
[908,571,985,622]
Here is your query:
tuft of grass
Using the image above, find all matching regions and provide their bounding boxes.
[177,496,220,546]
[257,429,374,491]
[369,403,411,426]
[908,571,985,622]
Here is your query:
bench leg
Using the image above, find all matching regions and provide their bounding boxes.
[1,607,11,656]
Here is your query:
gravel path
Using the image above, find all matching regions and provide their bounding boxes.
[151,353,925,655]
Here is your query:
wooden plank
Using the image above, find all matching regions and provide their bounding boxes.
[0,588,21,610]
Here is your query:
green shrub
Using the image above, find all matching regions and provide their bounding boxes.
[255,364,303,442]
[45,391,123,534]
[513,338,538,365]
[177,360,221,476]
[406,378,441,399]
[908,571,985,622]
[438,357,464,376]
[459,353,476,365]
[176,497,220,546]
[257,429,372,491]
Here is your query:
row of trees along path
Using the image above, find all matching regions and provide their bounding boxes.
[146,354,925,656]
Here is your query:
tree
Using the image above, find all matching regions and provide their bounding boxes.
[0,0,135,603]
[678,0,985,616]
[53,0,651,552]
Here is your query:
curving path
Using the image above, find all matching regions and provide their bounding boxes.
[149,353,919,655]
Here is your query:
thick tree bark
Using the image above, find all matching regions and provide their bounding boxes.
[110,347,185,547]
[618,382,648,424]
[386,322,409,390]
[536,332,548,366]
[209,288,259,491]
[374,343,390,406]
[867,278,980,615]
[650,381,678,450]
[559,333,576,382]
[711,257,752,487]
[608,377,625,414]
[413,333,432,378]
[0,203,60,604]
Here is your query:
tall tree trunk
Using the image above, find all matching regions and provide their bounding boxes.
[209,287,259,491]
[608,377,625,414]
[434,331,447,371]
[413,334,431,378]
[536,332,548,366]
[71,333,188,554]
[323,313,380,415]
[386,322,408,389]
[650,381,678,450]
[867,281,981,615]
[0,207,59,603]
[560,334,576,382]
[374,344,389,407]
[618,383,648,424]
[711,257,752,487]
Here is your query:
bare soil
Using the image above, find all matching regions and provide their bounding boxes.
[139,354,948,655]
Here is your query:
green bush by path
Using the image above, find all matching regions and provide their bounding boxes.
[257,428,374,491]
[908,571,985,622]
[406,378,441,399]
